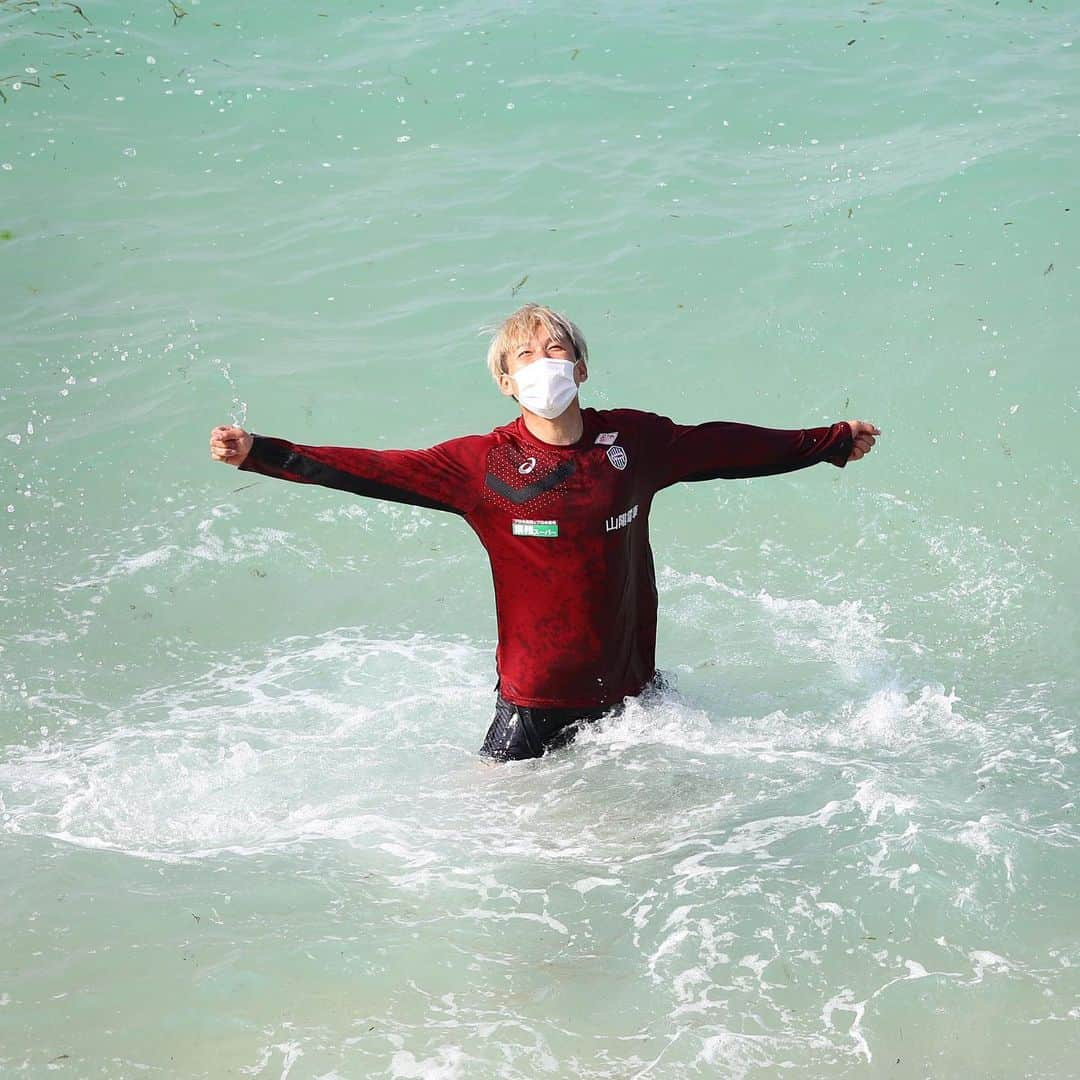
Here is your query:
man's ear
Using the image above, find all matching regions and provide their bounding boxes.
[497,372,517,398]
[574,358,588,386]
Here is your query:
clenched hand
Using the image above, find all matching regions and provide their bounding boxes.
[209,425,253,467]
[845,420,880,462]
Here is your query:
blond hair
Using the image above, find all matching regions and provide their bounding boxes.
[484,303,588,384]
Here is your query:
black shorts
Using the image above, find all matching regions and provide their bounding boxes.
[479,672,669,762]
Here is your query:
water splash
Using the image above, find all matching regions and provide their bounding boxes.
[210,354,247,428]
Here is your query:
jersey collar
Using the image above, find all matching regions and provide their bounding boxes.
[513,407,597,453]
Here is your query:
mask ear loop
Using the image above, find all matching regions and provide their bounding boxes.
[571,346,584,383]
[500,356,518,403]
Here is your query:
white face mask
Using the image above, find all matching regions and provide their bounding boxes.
[512,357,579,420]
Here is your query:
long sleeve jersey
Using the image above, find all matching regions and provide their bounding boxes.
[238,407,853,709]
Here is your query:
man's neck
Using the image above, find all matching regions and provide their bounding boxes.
[520,400,584,446]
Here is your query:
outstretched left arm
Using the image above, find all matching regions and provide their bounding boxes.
[646,413,879,490]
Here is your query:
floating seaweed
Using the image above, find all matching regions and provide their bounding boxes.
[0,72,42,103]
[62,2,90,24]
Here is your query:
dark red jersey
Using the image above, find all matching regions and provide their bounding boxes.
[238,408,853,709]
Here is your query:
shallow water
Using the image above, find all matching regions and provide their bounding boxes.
[2,0,1078,1076]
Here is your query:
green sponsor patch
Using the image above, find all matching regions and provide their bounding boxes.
[512,519,559,538]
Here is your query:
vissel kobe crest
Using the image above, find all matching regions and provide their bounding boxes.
[606,445,628,471]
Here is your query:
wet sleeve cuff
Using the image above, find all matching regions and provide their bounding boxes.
[826,422,854,467]
[238,433,277,472]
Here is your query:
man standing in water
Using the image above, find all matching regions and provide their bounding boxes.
[209,304,879,761]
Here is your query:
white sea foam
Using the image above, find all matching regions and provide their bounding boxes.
[753,591,887,675]
[0,628,492,860]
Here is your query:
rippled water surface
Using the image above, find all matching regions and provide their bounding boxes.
[2,0,1078,1076]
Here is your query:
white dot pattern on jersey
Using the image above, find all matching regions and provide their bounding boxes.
[483,442,573,514]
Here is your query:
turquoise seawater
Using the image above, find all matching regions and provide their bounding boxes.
[2,0,1078,1075]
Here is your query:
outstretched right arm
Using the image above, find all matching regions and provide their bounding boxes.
[209,425,485,517]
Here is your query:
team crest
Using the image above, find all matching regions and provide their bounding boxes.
[606,445,628,471]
